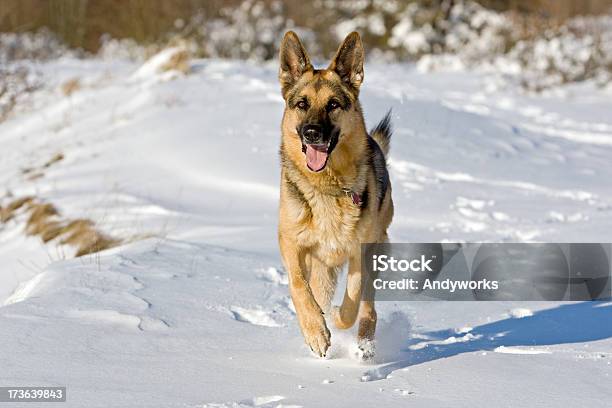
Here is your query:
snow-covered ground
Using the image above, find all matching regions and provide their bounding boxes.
[1,53,611,407]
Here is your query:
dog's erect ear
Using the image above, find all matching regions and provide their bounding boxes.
[279,31,312,97]
[328,32,364,92]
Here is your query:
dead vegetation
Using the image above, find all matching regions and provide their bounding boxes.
[25,172,44,181]
[0,196,34,222]
[0,65,42,123]
[160,48,190,74]
[2,0,608,54]
[43,152,64,167]
[25,202,59,235]
[60,77,80,96]
[1,151,118,257]
[0,196,120,257]
[22,151,64,178]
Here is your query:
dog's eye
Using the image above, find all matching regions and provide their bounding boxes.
[296,100,308,110]
[327,100,340,111]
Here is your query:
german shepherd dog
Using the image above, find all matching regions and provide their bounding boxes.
[278,31,393,359]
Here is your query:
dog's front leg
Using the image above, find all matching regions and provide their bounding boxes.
[279,234,331,357]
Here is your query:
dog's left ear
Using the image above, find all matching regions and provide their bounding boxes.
[328,32,364,92]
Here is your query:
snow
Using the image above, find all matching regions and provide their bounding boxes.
[1,50,612,407]
[508,308,534,319]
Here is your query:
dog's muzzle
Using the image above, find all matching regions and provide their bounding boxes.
[298,124,339,173]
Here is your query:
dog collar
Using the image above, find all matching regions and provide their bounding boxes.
[341,188,362,206]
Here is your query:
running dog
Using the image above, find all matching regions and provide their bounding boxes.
[278,31,393,359]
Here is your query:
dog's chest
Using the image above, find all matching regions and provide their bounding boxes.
[297,191,361,263]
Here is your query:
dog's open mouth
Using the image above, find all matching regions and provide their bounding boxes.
[303,143,329,172]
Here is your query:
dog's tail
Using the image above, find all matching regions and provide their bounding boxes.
[369,109,392,158]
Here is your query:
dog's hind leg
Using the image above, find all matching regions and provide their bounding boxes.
[356,232,388,360]
[357,239,381,343]
[332,254,362,330]
[308,255,338,314]
[356,274,377,360]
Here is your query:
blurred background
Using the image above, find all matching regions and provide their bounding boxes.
[1,0,611,120]
[2,1,611,54]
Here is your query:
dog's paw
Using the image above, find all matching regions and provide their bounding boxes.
[355,338,376,362]
[303,316,331,358]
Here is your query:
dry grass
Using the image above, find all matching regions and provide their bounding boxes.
[60,78,80,96]
[43,152,64,167]
[59,219,94,245]
[0,151,118,258]
[0,196,34,222]
[1,196,120,257]
[160,48,190,74]
[25,202,59,235]
[74,233,119,257]
[25,172,45,181]
[56,216,119,256]
[7,196,34,211]
[1,198,23,222]
[40,220,64,242]
[20,152,64,181]
[22,152,64,176]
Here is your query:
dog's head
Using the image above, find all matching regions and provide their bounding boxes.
[279,31,366,173]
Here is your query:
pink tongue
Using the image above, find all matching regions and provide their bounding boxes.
[305,144,328,172]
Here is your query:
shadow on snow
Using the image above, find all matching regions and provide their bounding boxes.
[365,301,612,381]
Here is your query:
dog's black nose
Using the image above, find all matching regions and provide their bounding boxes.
[301,124,323,144]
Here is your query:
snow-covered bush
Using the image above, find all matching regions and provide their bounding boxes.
[440,1,516,61]
[168,0,522,65]
[178,0,320,62]
[0,65,41,122]
[0,30,66,121]
[201,0,288,60]
[97,36,149,62]
[400,2,612,91]
[0,28,71,63]
[329,0,516,62]
[1,1,610,92]
[502,15,612,91]
[391,0,519,69]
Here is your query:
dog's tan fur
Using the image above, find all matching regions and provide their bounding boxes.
[277,31,393,358]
